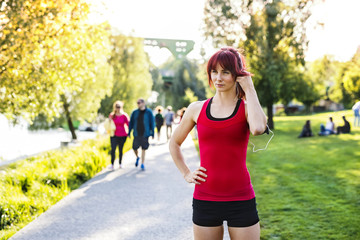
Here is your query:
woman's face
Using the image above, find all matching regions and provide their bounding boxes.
[210,63,236,93]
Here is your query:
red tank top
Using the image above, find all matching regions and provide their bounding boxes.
[194,98,255,201]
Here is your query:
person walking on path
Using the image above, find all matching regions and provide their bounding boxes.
[107,100,129,170]
[128,98,155,171]
[169,47,267,240]
[352,101,360,127]
[155,106,164,142]
[164,106,175,141]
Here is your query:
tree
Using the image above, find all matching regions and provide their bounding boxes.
[330,62,354,108]
[98,35,153,117]
[0,0,115,140]
[307,55,337,100]
[295,71,320,112]
[183,88,199,107]
[203,0,315,129]
[0,0,90,121]
[329,48,360,108]
[343,64,360,100]
[342,49,360,100]
[57,23,113,140]
[156,59,207,110]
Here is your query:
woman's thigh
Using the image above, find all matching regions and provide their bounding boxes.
[194,224,224,240]
[228,222,260,240]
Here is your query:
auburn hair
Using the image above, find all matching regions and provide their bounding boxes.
[207,47,251,99]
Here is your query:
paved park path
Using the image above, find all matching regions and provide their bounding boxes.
[10,131,231,240]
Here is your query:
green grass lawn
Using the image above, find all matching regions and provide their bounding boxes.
[0,136,133,240]
[195,110,360,239]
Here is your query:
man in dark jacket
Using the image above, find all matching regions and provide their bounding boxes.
[336,116,351,134]
[128,98,155,170]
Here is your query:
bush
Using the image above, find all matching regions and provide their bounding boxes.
[0,135,128,239]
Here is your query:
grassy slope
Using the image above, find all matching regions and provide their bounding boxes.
[250,111,359,239]
[196,110,360,239]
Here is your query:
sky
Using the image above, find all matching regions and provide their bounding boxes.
[89,0,360,65]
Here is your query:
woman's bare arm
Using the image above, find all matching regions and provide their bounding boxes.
[169,101,207,184]
[237,76,267,135]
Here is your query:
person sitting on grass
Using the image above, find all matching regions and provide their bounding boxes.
[336,116,351,134]
[298,120,313,138]
[318,117,335,136]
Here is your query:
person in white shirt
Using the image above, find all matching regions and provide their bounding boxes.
[319,117,335,136]
[352,101,360,127]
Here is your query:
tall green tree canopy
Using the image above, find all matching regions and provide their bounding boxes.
[0,0,90,120]
[154,58,206,111]
[203,0,315,128]
[307,55,338,99]
[342,49,360,100]
[329,49,360,108]
[98,35,153,117]
[0,0,114,140]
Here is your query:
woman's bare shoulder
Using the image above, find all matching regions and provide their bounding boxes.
[187,100,207,111]
[186,100,207,122]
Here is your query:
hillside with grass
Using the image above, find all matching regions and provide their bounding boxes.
[195,110,359,239]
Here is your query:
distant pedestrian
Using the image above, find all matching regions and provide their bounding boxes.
[318,117,335,136]
[352,101,360,127]
[169,47,267,240]
[336,116,351,134]
[298,120,313,138]
[164,106,174,141]
[108,100,129,170]
[128,98,155,171]
[155,106,164,142]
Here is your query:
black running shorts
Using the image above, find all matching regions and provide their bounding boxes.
[132,136,150,150]
[192,198,259,227]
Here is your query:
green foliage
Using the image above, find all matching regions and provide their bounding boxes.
[0,136,132,239]
[307,55,338,100]
[329,49,360,106]
[203,0,245,46]
[330,62,354,108]
[295,70,321,111]
[0,0,114,141]
[59,22,114,123]
[155,59,206,110]
[203,0,315,128]
[98,35,153,116]
[0,0,91,122]
[196,62,215,99]
[343,63,360,99]
[183,88,199,107]
[193,110,360,239]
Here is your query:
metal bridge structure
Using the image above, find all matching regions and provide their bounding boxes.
[144,38,195,60]
[144,38,196,86]
[143,38,197,106]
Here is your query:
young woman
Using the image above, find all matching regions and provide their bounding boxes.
[109,100,129,170]
[169,47,267,240]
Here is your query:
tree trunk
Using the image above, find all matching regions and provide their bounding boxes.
[267,102,274,130]
[63,99,77,140]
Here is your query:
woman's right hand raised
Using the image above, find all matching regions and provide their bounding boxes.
[184,167,207,185]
